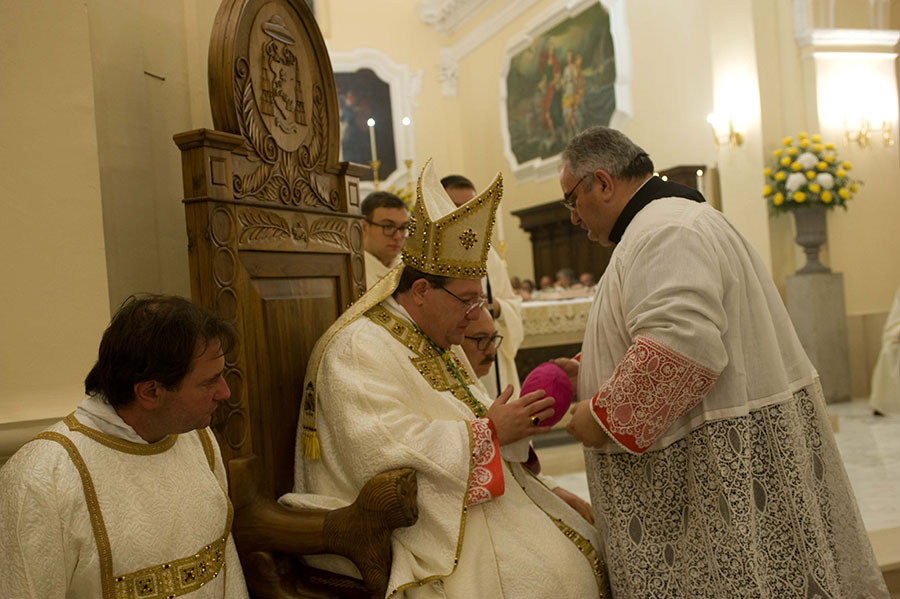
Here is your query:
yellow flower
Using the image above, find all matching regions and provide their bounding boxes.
[817,161,828,170]
[812,143,823,152]
[791,162,802,171]
[800,139,810,148]
[782,136,793,146]
[850,183,858,192]
[798,132,808,139]
[763,167,772,176]
[821,191,833,203]
[787,147,799,156]
[805,170,816,180]
[763,185,772,195]
[780,156,792,167]
[773,148,783,157]
[774,193,784,206]
[811,134,821,142]
[808,183,821,193]
[842,161,852,170]
[838,188,850,200]
[824,154,836,163]
[836,168,846,177]
[775,171,786,181]
[793,191,806,202]
[825,142,835,150]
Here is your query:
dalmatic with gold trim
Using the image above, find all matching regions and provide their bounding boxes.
[0,395,248,599]
[282,296,608,598]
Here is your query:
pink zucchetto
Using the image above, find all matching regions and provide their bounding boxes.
[520,362,573,427]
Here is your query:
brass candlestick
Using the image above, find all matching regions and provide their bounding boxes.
[404,159,413,197]
[370,160,381,191]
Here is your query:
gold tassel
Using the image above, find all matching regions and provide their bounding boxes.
[302,428,321,460]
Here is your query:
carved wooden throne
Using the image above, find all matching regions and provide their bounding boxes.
[173,1,417,597]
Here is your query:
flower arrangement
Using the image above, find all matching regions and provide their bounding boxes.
[762,132,861,214]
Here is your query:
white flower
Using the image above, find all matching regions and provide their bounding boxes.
[786,172,807,192]
[797,152,819,170]
[815,172,835,189]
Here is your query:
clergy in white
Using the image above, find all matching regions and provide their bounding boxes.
[0,295,248,599]
[362,191,409,289]
[559,127,887,599]
[870,283,900,415]
[284,161,609,598]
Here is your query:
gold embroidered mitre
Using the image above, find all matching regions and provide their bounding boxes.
[401,159,503,279]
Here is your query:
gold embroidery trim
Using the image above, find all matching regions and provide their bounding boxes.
[35,426,235,599]
[113,536,227,599]
[34,432,116,599]
[64,413,179,455]
[387,420,476,598]
[365,304,485,417]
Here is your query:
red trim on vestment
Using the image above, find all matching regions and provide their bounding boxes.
[468,418,505,505]
[590,336,719,454]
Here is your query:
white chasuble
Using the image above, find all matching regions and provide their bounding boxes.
[579,198,887,599]
[283,297,607,598]
[0,396,248,599]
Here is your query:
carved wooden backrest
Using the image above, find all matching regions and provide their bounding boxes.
[174,0,366,504]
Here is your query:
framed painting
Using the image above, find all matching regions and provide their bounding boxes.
[500,0,631,181]
[335,68,396,182]
[330,48,422,195]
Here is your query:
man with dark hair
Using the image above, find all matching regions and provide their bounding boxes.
[361,190,409,288]
[558,126,887,598]
[440,173,524,399]
[0,294,249,598]
[284,161,609,597]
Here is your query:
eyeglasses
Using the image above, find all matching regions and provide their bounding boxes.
[561,174,591,212]
[464,334,504,351]
[365,220,409,237]
[436,286,487,315]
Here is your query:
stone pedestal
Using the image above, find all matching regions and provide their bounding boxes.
[786,272,851,403]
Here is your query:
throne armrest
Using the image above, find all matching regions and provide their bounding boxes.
[228,455,418,599]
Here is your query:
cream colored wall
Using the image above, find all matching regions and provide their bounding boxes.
[0,2,111,424]
[87,0,220,310]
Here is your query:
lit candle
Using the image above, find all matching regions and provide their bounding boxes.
[367,118,377,162]
[402,116,412,162]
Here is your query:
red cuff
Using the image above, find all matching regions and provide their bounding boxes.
[574,353,582,362]
[468,418,505,506]
[591,336,718,454]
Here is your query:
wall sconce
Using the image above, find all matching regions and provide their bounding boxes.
[706,113,743,150]
[844,117,894,148]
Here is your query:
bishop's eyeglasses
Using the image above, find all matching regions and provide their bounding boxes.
[436,286,487,316]
[464,334,504,351]
[366,220,410,237]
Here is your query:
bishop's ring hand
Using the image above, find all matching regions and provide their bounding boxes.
[531,415,541,426]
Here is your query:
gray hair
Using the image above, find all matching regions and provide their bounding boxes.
[562,126,654,182]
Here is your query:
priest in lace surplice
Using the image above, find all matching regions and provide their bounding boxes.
[0,295,248,599]
[282,160,609,598]
[558,126,887,599]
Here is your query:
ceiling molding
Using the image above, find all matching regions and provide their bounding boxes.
[417,0,490,35]
[437,0,542,96]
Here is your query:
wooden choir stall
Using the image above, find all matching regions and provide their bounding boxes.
[173,1,417,597]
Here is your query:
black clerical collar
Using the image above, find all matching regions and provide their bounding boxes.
[608,175,706,244]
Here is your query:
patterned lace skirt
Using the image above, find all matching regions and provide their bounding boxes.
[585,385,888,599]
